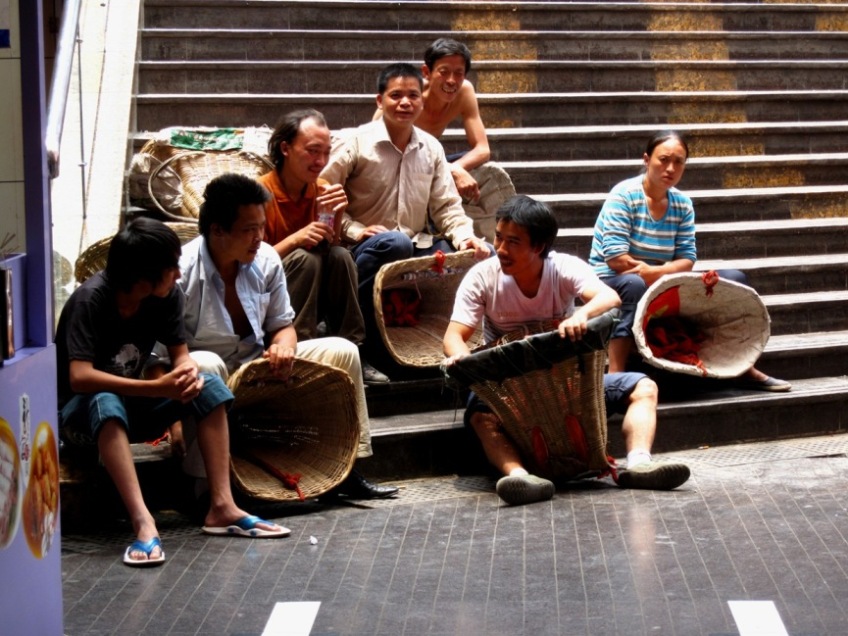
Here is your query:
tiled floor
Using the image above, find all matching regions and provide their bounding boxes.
[61,434,848,636]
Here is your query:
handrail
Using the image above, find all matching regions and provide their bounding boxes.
[45,0,82,179]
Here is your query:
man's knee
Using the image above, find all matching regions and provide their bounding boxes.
[630,377,659,406]
[284,248,322,276]
[190,351,229,380]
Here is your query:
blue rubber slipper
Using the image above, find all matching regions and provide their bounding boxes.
[123,536,165,567]
[202,515,290,538]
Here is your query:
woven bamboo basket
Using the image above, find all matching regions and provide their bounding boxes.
[226,358,359,502]
[373,250,483,367]
[146,149,274,221]
[444,312,617,481]
[73,222,199,284]
[633,272,770,379]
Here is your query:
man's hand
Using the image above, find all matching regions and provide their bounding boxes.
[558,311,589,342]
[451,165,480,203]
[443,351,470,366]
[159,361,204,403]
[459,237,491,260]
[316,183,348,215]
[293,222,334,250]
[263,342,296,380]
[357,225,390,241]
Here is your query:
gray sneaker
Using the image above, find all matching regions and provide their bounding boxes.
[495,474,555,506]
[618,461,690,491]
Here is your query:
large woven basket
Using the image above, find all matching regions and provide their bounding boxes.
[444,312,617,481]
[633,272,770,379]
[147,149,274,221]
[373,250,483,367]
[462,162,516,242]
[74,222,199,284]
[130,127,274,222]
[226,358,359,502]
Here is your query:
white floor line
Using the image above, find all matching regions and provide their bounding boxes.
[261,601,321,636]
[728,600,790,636]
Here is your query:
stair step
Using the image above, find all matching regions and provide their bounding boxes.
[555,218,848,261]
[452,121,848,162]
[365,375,848,479]
[142,1,848,32]
[137,59,848,94]
[541,184,848,227]
[503,152,848,194]
[140,28,848,63]
[134,89,848,130]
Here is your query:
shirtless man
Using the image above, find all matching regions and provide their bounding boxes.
[375,38,491,204]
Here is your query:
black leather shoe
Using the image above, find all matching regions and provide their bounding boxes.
[334,470,398,499]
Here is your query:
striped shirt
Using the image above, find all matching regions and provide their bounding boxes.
[589,176,697,278]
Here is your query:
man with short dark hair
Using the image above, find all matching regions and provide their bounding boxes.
[323,63,489,374]
[177,173,398,500]
[444,196,691,506]
[56,217,287,568]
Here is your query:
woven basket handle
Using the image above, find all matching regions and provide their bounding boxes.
[147,149,205,221]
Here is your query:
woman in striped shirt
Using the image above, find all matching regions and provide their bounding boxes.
[589,131,790,391]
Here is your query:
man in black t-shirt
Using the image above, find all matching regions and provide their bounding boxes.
[56,218,288,567]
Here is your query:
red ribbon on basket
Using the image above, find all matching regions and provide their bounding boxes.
[431,250,446,274]
[702,270,719,297]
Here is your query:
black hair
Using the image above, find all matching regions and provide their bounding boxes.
[495,195,559,259]
[198,173,271,240]
[645,130,689,160]
[267,108,328,171]
[424,38,472,74]
[377,62,423,94]
[105,217,181,292]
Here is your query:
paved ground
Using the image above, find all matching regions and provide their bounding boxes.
[61,433,848,636]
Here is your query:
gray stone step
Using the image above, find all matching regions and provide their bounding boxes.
[137,59,848,95]
[364,376,848,479]
[134,89,848,131]
[504,152,848,195]
[540,185,848,227]
[555,218,848,263]
[761,290,848,335]
[142,0,848,32]
[140,28,848,63]
[450,122,848,163]
[759,330,848,382]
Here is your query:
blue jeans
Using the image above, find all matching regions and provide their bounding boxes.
[602,269,748,339]
[59,372,233,443]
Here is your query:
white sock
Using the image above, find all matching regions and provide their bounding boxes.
[508,467,529,477]
[626,450,652,468]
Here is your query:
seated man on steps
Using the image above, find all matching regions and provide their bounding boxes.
[372,38,513,241]
[443,195,691,506]
[258,108,388,385]
[56,217,288,568]
[322,62,490,377]
[175,173,398,500]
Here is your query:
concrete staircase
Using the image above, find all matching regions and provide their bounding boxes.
[134,0,848,479]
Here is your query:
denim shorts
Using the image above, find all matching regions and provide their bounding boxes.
[59,372,233,443]
[464,371,648,424]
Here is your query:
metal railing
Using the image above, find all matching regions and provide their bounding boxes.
[44,0,83,203]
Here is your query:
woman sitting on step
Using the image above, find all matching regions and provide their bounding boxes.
[588,130,790,392]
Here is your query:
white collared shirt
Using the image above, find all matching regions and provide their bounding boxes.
[177,236,294,372]
[321,120,476,247]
